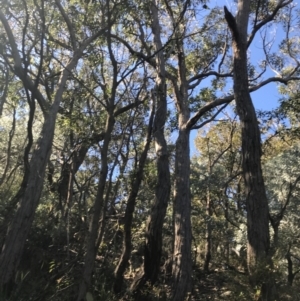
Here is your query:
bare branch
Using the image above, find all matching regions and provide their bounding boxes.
[186,94,234,130]
[191,103,228,130]
[114,100,145,117]
[187,74,300,130]
[0,107,16,187]
[188,71,232,89]
[0,10,22,67]
[110,33,157,68]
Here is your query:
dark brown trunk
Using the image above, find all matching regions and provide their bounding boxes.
[142,138,170,283]
[224,3,275,299]
[130,91,170,292]
[286,251,295,286]
[285,245,300,287]
[225,2,270,276]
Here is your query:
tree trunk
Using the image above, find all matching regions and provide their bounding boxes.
[224,2,274,298]
[142,117,170,283]
[130,0,171,292]
[203,189,212,273]
[113,105,154,294]
[286,250,295,286]
[76,113,115,301]
[171,37,192,299]
[0,56,80,292]
[225,0,270,276]
[172,127,192,301]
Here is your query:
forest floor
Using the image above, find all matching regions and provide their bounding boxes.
[191,264,300,301]
[119,265,298,301]
[193,267,253,300]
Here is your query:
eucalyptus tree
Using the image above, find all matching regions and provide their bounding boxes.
[109,0,300,299]
[264,144,300,260]
[128,0,172,292]
[224,1,270,281]
[76,3,153,298]
[192,116,243,272]
[0,0,115,293]
[223,0,297,296]
[113,97,155,293]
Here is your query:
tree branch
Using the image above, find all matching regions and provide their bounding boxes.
[187,75,300,130]
[55,0,77,51]
[224,6,239,42]
[0,10,49,115]
[247,0,293,48]
[191,103,228,130]
[188,71,232,89]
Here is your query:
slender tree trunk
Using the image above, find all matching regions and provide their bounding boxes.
[0,12,108,292]
[203,188,212,273]
[130,0,170,292]
[285,246,300,286]
[113,105,154,293]
[0,56,80,292]
[224,203,230,265]
[77,113,115,301]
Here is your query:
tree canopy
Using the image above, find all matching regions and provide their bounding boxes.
[0,0,300,300]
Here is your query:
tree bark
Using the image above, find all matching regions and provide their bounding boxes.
[203,188,212,273]
[130,0,171,292]
[224,2,273,296]
[171,35,192,301]
[0,52,81,292]
[172,127,192,301]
